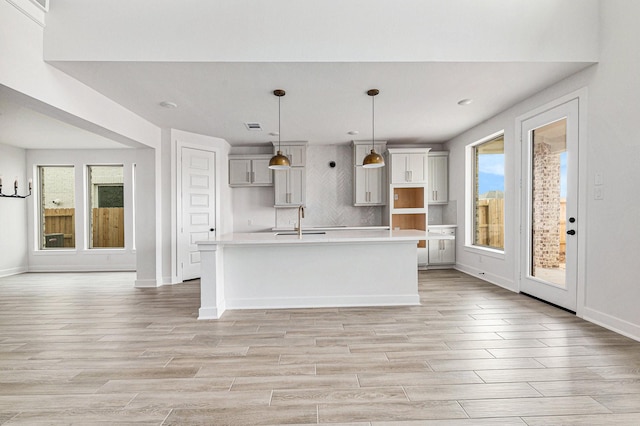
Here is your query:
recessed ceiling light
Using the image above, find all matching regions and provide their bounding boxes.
[159,101,178,109]
[457,99,473,106]
[269,132,279,136]
[348,130,359,135]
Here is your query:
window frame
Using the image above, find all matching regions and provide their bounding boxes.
[37,165,76,251]
[465,130,506,256]
[87,164,126,250]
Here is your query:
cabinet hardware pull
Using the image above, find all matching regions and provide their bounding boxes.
[246,171,250,182]
[252,171,255,182]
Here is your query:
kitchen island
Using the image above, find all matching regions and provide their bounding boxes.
[196,229,424,319]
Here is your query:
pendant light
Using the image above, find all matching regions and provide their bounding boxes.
[362,89,385,168]
[269,89,291,170]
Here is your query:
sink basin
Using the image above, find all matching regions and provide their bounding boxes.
[275,231,326,236]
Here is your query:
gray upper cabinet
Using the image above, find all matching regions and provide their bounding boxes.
[352,141,387,206]
[229,155,273,187]
[428,152,448,204]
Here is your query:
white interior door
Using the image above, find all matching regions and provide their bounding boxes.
[520,99,579,311]
[180,147,216,281]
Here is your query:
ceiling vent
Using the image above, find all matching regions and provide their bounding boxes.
[244,122,262,131]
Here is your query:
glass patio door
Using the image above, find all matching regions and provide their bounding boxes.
[520,99,579,312]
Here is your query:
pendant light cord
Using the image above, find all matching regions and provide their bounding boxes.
[371,93,375,152]
[278,95,281,151]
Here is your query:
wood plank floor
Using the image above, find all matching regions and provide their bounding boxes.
[1,269,640,425]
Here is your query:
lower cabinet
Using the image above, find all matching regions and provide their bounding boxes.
[428,227,456,266]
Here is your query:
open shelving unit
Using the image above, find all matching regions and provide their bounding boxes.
[385,148,430,265]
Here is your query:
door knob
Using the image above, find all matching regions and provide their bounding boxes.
[569,217,576,223]
[566,230,576,235]
[210,228,215,232]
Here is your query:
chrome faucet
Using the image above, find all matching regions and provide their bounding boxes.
[296,205,305,238]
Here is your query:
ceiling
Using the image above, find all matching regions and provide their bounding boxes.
[2,61,593,149]
[0,95,128,150]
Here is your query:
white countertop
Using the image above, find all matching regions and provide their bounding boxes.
[272,225,390,232]
[197,229,426,247]
[428,224,458,228]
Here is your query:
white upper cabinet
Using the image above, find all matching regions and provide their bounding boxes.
[276,143,306,167]
[352,141,386,206]
[272,141,307,207]
[274,167,305,206]
[354,166,385,205]
[388,148,429,184]
[428,152,448,204]
[229,155,273,187]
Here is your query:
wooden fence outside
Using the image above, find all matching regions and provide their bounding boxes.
[476,198,566,261]
[43,208,75,248]
[43,207,124,248]
[92,207,125,248]
[476,198,504,249]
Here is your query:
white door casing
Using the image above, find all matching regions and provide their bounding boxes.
[180,147,216,280]
[520,98,579,312]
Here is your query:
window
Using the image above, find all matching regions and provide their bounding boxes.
[39,166,75,249]
[88,165,124,248]
[470,134,505,251]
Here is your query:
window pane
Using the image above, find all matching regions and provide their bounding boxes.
[39,166,75,249]
[89,165,124,248]
[473,135,505,250]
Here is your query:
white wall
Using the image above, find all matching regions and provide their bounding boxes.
[25,149,137,272]
[0,143,28,277]
[446,0,640,340]
[0,0,160,149]
[44,0,598,62]
[1,0,164,283]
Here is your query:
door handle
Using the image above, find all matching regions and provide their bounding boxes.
[209,228,215,232]
[567,230,576,235]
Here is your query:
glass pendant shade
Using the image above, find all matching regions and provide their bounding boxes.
[269,89,291,170]
[362,89,385,168]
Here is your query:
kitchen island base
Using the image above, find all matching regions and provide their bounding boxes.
[197,231,422,319]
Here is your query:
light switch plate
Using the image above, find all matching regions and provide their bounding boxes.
[595,172,604,185]
[594,186,604,200]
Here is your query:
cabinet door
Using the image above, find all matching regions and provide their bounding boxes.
[274,168,305,206]
[428,155,448,203]
[367,167,384,204]
[229,159,251,186]
[441,239,456,264]
[354,166,368,204]
[391,154,409,184]
[288,167,305,205]
[252,158,273,185]
[280,145,306,167]
[273,170,289,205]
[428,240,442,264]
[408,153,427,184]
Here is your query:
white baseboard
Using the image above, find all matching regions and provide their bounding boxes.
[198,305,226,320]
[225,294,421,311]
[454,263,517,292]
[134,278,159,288]
[583,307,640,343]
[0,266,27,278]
[28,265,136,272]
